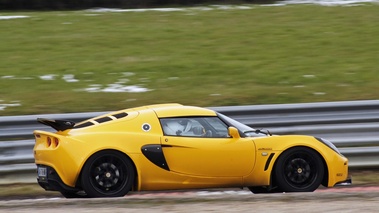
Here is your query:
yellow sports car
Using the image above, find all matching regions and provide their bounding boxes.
[33,104,351,198]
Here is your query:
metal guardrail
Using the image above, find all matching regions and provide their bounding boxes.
[1,100,379,184]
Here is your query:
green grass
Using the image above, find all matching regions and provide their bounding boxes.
[1,4,379,115]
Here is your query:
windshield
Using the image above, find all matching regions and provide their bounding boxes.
[217,113,267,137]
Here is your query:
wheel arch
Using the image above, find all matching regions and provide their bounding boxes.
[76,149,139,191]
[270,146,329,189]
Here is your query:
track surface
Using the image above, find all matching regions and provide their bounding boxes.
[1,187,379,212]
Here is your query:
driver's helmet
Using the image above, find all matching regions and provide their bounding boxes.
[162,119,192,135]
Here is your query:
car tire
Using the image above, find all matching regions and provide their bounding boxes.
[81,150,135,198]
[274,147,324,192]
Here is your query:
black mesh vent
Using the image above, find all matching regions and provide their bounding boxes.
[74,122,94,128]
[112,112,128,119]
[95,117,112,123]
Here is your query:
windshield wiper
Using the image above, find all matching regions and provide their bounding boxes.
[244,129,272,136]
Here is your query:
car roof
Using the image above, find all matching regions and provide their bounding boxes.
[72,104,217,129]
[143,103,217,118]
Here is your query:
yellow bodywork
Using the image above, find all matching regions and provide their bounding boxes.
[33,104,349,191]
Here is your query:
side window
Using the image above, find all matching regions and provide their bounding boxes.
[160,117,229,138]
[203,117,229,137]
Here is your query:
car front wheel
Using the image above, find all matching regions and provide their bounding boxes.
[81,150,135,198]
[274,147,324,192]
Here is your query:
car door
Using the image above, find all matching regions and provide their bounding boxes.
[160,117,255,177]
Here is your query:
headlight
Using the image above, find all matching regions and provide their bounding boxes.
[315,137,342,155]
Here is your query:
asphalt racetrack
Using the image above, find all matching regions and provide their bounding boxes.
[1,187,379,212]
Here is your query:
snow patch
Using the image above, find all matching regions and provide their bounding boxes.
[122,72,135,77]
[313,92,326,95]
[0,101,21,111]
[39,74,79,82]
[168,77,179,80]
[83,14,102,16]
[36,72,152,93]
[62,74,79,83]
[1,75,34,80]
[40,74,58,80]
[0,16,29,20]
[195,7,214,11]
[81,84,152,93]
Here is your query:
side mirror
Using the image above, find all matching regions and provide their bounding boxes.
[228,127,240,138]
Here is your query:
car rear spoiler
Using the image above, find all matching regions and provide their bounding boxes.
[37,118,76,131]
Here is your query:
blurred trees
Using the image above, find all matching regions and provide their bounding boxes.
[0,0,274,10]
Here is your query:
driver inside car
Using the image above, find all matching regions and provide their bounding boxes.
[162,119,205,136]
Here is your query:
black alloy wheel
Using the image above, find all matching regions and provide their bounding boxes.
[81,150,135,198]
[274,147,324,192]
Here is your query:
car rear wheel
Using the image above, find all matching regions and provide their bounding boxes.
[81,150,135,198]
[274,147,324,192]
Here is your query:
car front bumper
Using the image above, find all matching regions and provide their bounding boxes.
[335,176,352,186]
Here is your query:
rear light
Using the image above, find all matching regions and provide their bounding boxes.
[53,138,59,147]
[46,137,52,147]
[45,137,60,148]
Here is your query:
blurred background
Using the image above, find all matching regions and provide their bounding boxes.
[1,0,379,198]
[0,0,378,115]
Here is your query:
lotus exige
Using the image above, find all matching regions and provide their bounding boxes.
[33,104,351,198]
